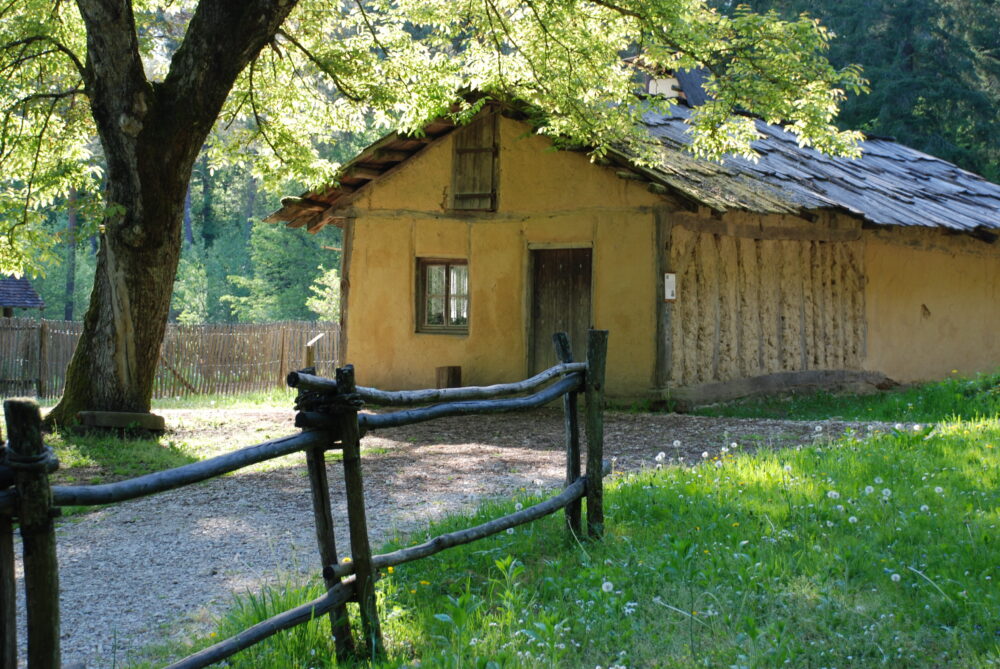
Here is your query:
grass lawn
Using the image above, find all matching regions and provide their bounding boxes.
[692,370,1000,422]
[146,379,1000,668]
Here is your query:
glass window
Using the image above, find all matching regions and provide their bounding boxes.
[418,259,469,333]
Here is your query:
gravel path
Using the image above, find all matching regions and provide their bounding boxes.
[12,408,886,667]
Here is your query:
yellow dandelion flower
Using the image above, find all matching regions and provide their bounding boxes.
[387,566,395,574]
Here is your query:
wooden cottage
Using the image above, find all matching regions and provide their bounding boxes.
[268,97,1000,403]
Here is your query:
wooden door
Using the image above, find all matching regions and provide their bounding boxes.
[530,248,592,373]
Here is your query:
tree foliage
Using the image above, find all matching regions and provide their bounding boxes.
[2,0,866,279]
[727,0,1000,181]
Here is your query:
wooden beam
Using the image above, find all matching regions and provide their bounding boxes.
[584,330,608,539]
[371,149,411,162]
[344,166,382,181]
[552,332,582,537]
[5,399,60,668]
[280,196,329,212]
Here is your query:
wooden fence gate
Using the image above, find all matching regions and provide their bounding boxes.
[0,330,608,668]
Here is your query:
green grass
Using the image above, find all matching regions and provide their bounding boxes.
[693,370,1000,422]
[37,388,298,409]
[153,416,1000,668]
[150,387,297,410]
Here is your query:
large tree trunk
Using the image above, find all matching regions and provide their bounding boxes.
[46,0,297,425]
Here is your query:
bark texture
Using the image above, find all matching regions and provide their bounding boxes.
[48,0,298,424]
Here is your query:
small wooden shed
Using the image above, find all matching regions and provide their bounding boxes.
[0,276,44,318]
[268,94,1000,403]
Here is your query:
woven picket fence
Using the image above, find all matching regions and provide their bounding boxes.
[0,318,340,398]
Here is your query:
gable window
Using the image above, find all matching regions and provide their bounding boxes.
[417,259,469,333]
[451,111,498,211]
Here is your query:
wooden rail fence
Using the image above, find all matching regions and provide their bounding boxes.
[0,318,340,399]
[0,330,609,668]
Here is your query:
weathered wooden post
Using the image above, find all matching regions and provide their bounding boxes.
[298,368,355,662]
[5,398,60,668]
[277,326,288,388]
[583,330,608,538]
[304,333,324,371]
[0,423,17,669]
[337,365,384,660]
[552,332,582,537]
[37,320,48,398]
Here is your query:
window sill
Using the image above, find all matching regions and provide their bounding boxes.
[415,328,469,336]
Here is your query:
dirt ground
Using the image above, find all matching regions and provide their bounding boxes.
[16,406,887,667]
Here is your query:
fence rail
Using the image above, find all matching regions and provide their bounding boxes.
[0,318,340,399]
[0,330,608,669]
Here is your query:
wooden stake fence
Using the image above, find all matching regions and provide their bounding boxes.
[0,319,340,399]
[0,330,608,668]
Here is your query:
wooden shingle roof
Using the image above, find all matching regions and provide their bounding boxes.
[268,102,1000,237]
[630,105,1000,233]
[0,276,44,309]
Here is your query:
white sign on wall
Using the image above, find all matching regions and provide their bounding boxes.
[664,273,676,302]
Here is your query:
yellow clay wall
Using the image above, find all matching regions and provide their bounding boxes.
[345,115,663,395]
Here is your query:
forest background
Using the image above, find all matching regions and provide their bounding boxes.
[20,0,1000,325]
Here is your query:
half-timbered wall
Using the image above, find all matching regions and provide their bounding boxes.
[668,219,866,387]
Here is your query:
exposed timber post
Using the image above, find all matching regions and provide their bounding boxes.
[0,423,16,669]
[337,365,384,660]
[37,321,49,398]
[277,326,288,388]
[304,436,355,660]
[584,330,608,538]
[304,333,324,371]
[552,332,581,537]
[0,507,14,669]
[5,398,60,668]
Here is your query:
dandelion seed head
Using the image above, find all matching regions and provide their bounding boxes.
[874,477,884,484]
[935,486,944,494]
[701,451,709,459]
[827,490,840,499]
[882,488,892,497]
[891,573,901,582]
[848,516,858,524]
[920,504,930,512]
[864,486,875,495]
[655,452,666,462]
[601,581,614,593]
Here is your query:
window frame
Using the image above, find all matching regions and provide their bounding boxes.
[416,258,470,334]
[450,110,499,212]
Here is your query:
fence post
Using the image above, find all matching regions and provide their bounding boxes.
[337,365,384,660]
[552,332,581,537]
[584,330,608,539]
[5,398,60,668]
[277,326,288,388]
[37,321,48,398]
[305,333,324,371]
[0,424,16,669]
[303,431,355,661]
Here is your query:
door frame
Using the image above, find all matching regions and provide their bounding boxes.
[525,242,595,377]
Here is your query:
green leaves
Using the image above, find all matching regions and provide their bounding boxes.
[2,0,865,276]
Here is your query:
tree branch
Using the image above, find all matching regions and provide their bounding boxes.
[276,29,365,103]
[0,35,87,80]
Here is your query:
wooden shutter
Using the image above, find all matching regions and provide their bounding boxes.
[452,112,498,211]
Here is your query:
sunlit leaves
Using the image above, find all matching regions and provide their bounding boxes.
[1,0,867,275]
